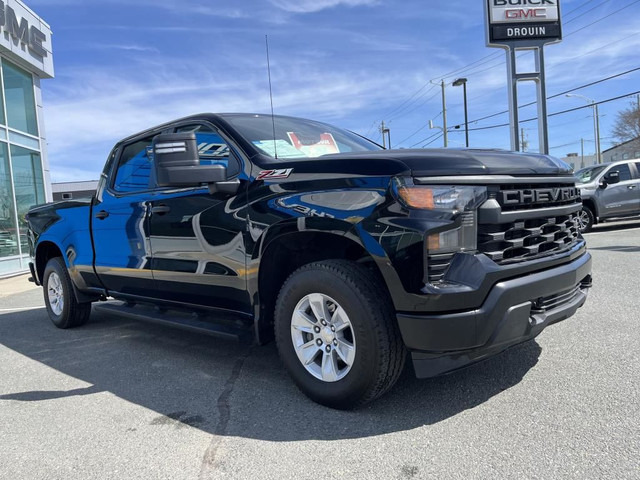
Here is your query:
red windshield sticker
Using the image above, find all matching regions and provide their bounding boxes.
[257,168,294,180]
[287,132,339,157]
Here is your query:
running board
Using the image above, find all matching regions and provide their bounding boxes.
[94,302,253,343]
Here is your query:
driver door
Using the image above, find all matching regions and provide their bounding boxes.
[147,123,252,313]
[597,163,639,217]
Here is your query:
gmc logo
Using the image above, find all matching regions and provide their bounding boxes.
[506,8,547,19]
[499,187,579,206]
[493,0,556,5]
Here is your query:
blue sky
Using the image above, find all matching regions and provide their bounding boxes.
[25,0,640,182]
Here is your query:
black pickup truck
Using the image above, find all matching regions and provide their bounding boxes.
[26,113,592,409]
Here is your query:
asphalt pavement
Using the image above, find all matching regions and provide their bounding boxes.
[0,219,639,479]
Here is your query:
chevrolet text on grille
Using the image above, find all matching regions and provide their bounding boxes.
[499,187,580,206]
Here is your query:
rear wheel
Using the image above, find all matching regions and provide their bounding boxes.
[43,257,92,329]
[577,206,595,233]
[274,260,405,409]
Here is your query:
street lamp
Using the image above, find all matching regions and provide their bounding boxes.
[453,78,469,148]
[566,94,601,164]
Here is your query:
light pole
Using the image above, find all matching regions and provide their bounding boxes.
[566,94,602,164]
[452,78,469,147]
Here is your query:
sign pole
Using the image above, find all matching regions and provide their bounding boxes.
[506,47,520,152]
[485,0,562,154]
[535,47,550,154]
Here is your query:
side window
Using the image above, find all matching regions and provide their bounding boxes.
[113,137,154,193]
[175,124,240,177]
[611,164,632,182]
[635,163,640,177]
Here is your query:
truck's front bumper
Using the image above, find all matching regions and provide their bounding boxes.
[397,251,592,378]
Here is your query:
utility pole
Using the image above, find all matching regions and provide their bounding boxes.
[441,80,448,147]
[581,138,584,168]
[520,128,528,152]
[594,103,602,164]
[381,121,386,149]
[380,121,390,149]
[566,94,601,165]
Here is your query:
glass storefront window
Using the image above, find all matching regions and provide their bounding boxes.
[2,61,38,136]
[10,145,45,253]
[0,142,19,258]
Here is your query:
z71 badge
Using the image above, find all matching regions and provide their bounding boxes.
[257,168,294,180]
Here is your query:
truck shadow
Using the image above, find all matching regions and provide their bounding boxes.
[0,307,541,441]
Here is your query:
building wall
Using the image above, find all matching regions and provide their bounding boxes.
[0,0,52,277]
[52,180,99,201]
[602,138,640,164]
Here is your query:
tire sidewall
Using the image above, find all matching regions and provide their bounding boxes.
[275,267,382,407]
[43,258,74,328]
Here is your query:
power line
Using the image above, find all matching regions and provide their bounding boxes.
[423,133,443,147]
[372,0,640,134]
[389,90,441,122]
[408,131,442,148]
[458,90,640,133]
[447,0,640,88]
[564,0,612,25]
[463,66,640,127]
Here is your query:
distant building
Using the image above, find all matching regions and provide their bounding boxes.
[602,137,640,163]
[560,153,597,171]
[52,181,99,202]
[0,0,54,277]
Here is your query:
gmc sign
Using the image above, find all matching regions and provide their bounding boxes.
[486,0,562,46]
[490,0,559,23]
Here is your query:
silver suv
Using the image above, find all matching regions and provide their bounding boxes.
[575,159,640,232]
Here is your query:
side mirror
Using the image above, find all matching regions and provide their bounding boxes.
[153,133,227,187]
[605,170,621,185]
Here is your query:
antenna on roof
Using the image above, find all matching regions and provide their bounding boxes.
[265,35,278,159]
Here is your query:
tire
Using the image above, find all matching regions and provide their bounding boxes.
[43,257,92,329]
[274,260,405,410]
[577,206,595,233]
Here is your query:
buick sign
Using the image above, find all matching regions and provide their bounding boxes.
[486,0,562,47]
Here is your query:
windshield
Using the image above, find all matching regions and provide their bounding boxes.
[575,165,606,183]
[223,114,382,159]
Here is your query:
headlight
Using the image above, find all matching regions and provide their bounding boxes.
[394,178,487,213]
[393,178,487,254]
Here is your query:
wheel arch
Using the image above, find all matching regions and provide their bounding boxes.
[35,240,98,304]
[253,227,392,345]
[582,198,598,224]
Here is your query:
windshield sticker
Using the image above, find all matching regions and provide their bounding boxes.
[257,168,294,181]
[253,140,303,158]
[287,132,340,157]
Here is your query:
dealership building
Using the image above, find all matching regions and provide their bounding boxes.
[0,0,53,277]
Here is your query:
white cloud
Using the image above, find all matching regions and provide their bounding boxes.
[269,0,379,14]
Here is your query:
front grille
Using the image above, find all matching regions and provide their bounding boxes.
[478,213,581,264]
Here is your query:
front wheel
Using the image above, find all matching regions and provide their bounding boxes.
[577,206,595,233]
[43,257,92,329]
[274,260,405,409]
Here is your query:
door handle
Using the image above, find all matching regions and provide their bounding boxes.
[95,210,109,220]
[151,205,171,215]
[628,185,637,190]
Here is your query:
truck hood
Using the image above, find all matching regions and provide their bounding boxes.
[258,148,573,178]
[320,148,573,177]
